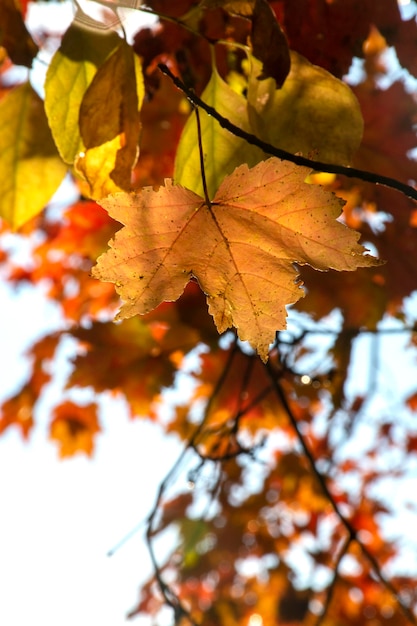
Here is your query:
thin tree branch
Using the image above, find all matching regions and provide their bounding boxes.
[275,324,417,346]
[264,361,417,625]
[107,518,146,557]
[159,64,417,202]
[145,448,198,624]
[144,339,240,625]
[313,535,352,626]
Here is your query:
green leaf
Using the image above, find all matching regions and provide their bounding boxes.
[247,51,364,165]
[74,41,144,199]
[44,13,121,164]
[178,518,210,569]
[0,82,67,229]
[174,66,264,198]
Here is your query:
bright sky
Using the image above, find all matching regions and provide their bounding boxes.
[0,279,182,626]
[0,404,181,626]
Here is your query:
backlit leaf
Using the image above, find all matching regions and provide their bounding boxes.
[0,333,61,439]
[0,386,34,439]
[45,13,121,164]
[74,41,144,198]
[353,81,417,183]
[67,315,198,419]
[247,51,364,165]
[0,0,38,67]
[251,0,290,86]
[174,66,263,198]
[0,82,67,229]
[392,17,417,79]
[50,400,100,458]
[276,0,403,78]
[200,0,255,15]
[93,157,378,361]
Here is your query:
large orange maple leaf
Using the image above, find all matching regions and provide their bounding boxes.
[93,157,378,360]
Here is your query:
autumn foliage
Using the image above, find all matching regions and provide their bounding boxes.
[2,1,417,625]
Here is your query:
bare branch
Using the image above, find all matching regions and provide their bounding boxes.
[144,338,240,624]
[313,535,352,626]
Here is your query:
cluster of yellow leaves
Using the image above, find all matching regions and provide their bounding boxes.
[0,10,144,229]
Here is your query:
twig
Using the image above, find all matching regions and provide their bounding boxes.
[145,447,198,624]
[107,518,146,557]
[313,535,352,626]
[159,63,417,202]
[144,339,239,624]
[275,324,417,346]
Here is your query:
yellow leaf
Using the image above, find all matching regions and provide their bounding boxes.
[199,0,255,14]
[248,51,364,165]
[45,13,121,164]
[93,157,379,361]
[74,41,144,199]
[0,82,67,229]
[174,66,264,198]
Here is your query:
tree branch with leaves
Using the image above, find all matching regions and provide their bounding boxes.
[1,1,417,625]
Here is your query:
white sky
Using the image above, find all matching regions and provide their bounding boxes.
[0,412,181,626]
[0,279,181,626]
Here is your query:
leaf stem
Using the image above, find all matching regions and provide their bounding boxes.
[159,63,417,202]
[194,105,211,206]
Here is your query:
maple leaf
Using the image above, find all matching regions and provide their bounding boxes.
[49,400,100,458]
[93,157,378,361]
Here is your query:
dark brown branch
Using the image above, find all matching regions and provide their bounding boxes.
[264,361,417,625]
[159,63,417,202]
[144,339,240,625]
[145,447,198,625]
[313,535,352,626]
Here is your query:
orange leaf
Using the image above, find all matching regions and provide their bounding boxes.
[406,391,417,412]
[0,386,34,439]
[49,400,100,458]
[93,157,379,361]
